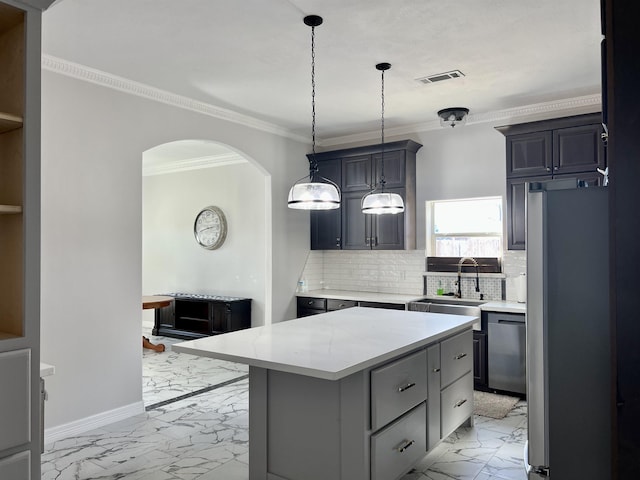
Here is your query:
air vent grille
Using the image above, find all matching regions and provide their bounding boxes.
[416,70,465,84]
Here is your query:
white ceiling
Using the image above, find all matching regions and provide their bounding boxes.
[42,0,602,143]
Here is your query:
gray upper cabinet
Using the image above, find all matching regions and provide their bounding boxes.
[308,140,422,251]
[498,113,605,250]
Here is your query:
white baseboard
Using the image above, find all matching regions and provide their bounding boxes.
[44,401,145,445]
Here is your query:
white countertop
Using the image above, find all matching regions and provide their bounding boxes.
[173,307,476,381]
[479,300,526,314]
[297,289,425,305]
[40,362,55,377]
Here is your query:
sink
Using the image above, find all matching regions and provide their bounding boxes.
[408,298,482,330]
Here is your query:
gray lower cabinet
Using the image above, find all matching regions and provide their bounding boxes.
[0,349,31,480]
[0,451,30,479]
[249,327,473,480]
[296,296,405,318]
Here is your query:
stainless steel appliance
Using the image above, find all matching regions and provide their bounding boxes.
[525,180,611,479]
[487,313,525,394]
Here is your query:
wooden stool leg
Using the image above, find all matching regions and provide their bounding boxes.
[142,336,165,352]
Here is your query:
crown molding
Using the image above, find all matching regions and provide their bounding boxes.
[42,55,309,144]
[320,93,602,147]
[142,152,247,176]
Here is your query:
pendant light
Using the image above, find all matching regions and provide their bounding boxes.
[361,63,405,215]
[288,15,340,210]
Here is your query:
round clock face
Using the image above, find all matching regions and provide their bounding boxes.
[194,206,227,250]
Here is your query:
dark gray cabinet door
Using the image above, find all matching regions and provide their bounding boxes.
[342,189,405,250]
[473,331,488,388]
[506,131,552,178]
[310,158,342,250]
[342,154,372,191]
[342,191,370,249]
[553,123,605,175]
[372,150,405,188]
[507,175,550,250]
[372,188,405,250]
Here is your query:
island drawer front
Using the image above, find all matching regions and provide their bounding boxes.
[296,297,326,310]
[440,329,473,388]
[370,349,428,430]
[326,299,357,311]
[371,402,427,480]
[441,371,473,438]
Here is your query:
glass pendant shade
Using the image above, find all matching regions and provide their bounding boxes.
[288,180,340,210]
[361,191,405,214]
[361,62,405,215]
[287,15,341,211]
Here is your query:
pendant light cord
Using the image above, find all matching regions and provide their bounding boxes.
[379,67,386,191]
[310,23,318,181]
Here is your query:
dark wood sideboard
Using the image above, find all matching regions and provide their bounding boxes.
[152,293,251,339]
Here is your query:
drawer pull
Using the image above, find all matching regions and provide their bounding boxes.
[397,382,416,393]
[307,301,314,305]
[432,367,441,373]
[396,439,415,453]
[454,353,467,360]
[454,398,468,408]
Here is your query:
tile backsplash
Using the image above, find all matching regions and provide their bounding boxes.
[300,250,425,295]
[299,250,526,300]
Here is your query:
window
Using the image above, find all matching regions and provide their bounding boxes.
[427,197,503,257]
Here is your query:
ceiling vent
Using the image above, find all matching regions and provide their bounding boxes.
[416,70,465,84]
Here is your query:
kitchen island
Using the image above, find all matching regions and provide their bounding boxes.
[173,307,476,480]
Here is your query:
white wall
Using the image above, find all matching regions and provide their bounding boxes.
[142,162,267,326]
[40,70,310,433]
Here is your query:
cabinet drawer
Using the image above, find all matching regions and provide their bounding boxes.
[371,349,427,430]
[0,349,31,452]
[371,403,426,480]
[296,297,326,311]
[440,329,473,388]
[326,299,357,311]
[441,371,473,439]
[0,451,30,480]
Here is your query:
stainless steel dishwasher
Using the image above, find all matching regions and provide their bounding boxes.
[487,312,526,394]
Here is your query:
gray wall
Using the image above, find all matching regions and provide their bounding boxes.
[142,162,267,327]
[40,70,309,432]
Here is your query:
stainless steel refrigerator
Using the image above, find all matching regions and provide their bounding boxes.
[525,180,611,479]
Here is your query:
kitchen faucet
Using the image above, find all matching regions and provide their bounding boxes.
[456,257,480,298]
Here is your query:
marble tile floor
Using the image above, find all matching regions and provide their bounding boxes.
[142,324,248,408]
[42,374,528,480]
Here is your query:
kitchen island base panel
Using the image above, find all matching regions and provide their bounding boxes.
[247,331,473,480]
[249,366,369,480]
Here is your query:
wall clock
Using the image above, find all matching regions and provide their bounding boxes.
[194,206,227,250]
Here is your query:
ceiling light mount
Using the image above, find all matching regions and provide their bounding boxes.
[362,62,405,215]
[438,107,469,128]
[288,15,340,210]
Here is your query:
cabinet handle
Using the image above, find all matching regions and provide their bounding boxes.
[307,301,314,305]
[454,398,468,408]
[454,353,467,360]
[554,166,559,171]
[336,237,341,247]
[546,167,551,172]
[432,367,441,373]
[397,382,416,393]
[397,439,415,453]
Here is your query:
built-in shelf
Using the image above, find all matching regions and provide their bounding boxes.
[0,112,23,133]
[0,205,21,214]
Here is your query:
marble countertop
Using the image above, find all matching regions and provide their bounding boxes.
[173,307,476,381]
[479,300,526,314]
[40,362,55,377]
[297,289,425,305]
